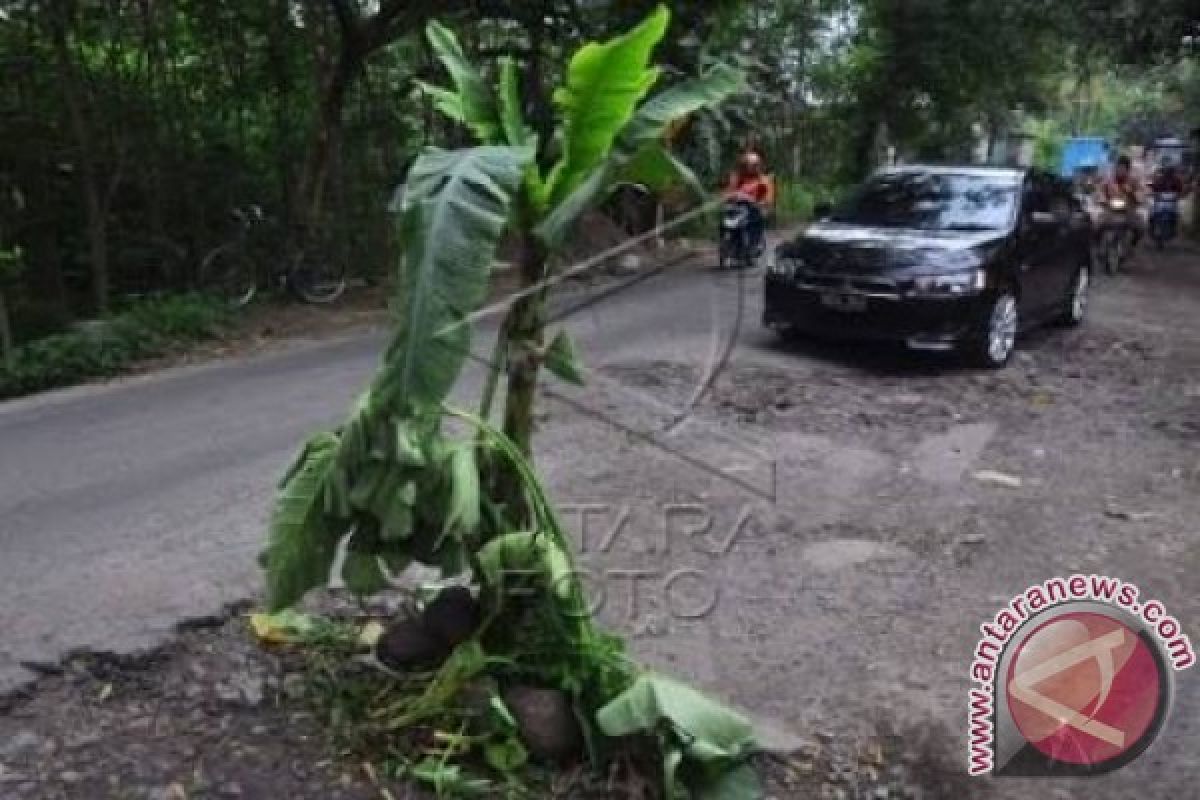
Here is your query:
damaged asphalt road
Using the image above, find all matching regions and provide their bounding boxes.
[2,244,1199,798]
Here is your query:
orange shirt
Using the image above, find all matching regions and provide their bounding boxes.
[725,172,774,205]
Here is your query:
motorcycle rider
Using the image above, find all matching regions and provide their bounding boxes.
[1097,155,1147,245]
[723,150,774,254]
[1150,162,1189,196]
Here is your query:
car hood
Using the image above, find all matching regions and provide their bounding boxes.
[783,222,1008,274]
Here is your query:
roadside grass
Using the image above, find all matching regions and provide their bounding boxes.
[0,293,232,400]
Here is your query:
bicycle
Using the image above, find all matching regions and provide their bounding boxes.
[199,205,347,306]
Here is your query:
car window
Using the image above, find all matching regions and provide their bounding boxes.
[832,172,1020,232]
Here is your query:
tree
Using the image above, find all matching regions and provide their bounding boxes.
[260,7,758,796]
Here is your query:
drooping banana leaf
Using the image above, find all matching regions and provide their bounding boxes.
[263,147,528,610]
[620,142,704,197]
[422,21,499,143]
[537,57,744,247]
[476,530,573,601]
[596,673,761,800]
[619,63,745,149]
[376,145,532,410]
[264,432,350,610]
[541,5,670,208]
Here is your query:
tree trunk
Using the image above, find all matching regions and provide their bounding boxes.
[0,288,13,370]
[295,0,473,235]
[51,6,111,313]
[296,47,361,231]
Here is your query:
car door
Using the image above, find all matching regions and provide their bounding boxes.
[1014,176,1062,318]
[1049,184,1090,296]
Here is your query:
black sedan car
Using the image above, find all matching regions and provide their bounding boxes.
[764,166,1093,367]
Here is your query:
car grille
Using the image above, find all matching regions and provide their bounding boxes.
[792,270,901,299]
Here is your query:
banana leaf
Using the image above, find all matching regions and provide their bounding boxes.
[538,57,744,247]
[596,673,761,800]
[422,21,499,143]
[264,433,349,610]
[542,5,670,207]
[377,145,532,410]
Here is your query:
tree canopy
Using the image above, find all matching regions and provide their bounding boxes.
[0,0,1195,337]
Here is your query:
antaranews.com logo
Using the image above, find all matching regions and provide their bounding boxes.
[967,574,1194,777]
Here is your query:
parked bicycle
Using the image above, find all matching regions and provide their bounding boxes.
[199,205,347,306]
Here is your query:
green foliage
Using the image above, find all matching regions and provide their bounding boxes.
[264,433,347,610]
[542,6,670,207]
[536,54,744,247]
[597,673,760,800]
[421,22,501,143]
[476,531,574,600]
[497,57,535,149]
[543,330,586,386]
[260,143,530,608]
[260,9,758,798]
[0,245,23,284]
[387,146,533,409]
[772,179,845,226]
[0,293,230,399]
[620,63,745,147]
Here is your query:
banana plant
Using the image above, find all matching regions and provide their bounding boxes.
[260,7,755,798]
[417,6,744,475]
[263,4,743,612]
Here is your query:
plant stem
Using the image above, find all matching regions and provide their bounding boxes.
[477,315,508,422]
[497,226,547,521]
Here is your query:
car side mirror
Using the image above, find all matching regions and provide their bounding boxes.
[813,201,833,220]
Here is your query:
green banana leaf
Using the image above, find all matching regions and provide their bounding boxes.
[621,142,704,196]
[264,432,349,610]
[619,63,746,148]
[422,21,499,143]
[542,5,670,208]
[537,58,744,247]
[498,56,535,149]
[596,673,761,800]
[476,530,573,600]
[379,145,532,409]
[543,329,586,385]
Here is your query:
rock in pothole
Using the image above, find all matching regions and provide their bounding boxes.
[503,686,583,763]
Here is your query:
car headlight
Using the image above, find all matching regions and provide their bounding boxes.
[909,268,986,296]
[769,252,802,279]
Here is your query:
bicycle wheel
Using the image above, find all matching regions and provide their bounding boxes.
[199,244,257,307]
[288,247,347,304]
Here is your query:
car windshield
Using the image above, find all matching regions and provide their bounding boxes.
[832,172,1019,231]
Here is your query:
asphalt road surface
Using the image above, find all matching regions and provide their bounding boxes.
[0,261,756,693]
[3,245,1199,799]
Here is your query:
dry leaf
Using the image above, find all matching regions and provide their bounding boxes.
[973,470,1023,489]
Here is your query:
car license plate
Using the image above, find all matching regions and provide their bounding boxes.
[820,292,867,312]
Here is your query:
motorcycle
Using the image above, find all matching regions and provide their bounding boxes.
[1149,192,1180,249]
[1098,195,1136,275]
[718,198,762,270]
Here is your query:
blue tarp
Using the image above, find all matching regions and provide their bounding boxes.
[1060,137,1110,178]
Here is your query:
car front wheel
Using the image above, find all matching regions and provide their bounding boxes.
[967,291,1019,368]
